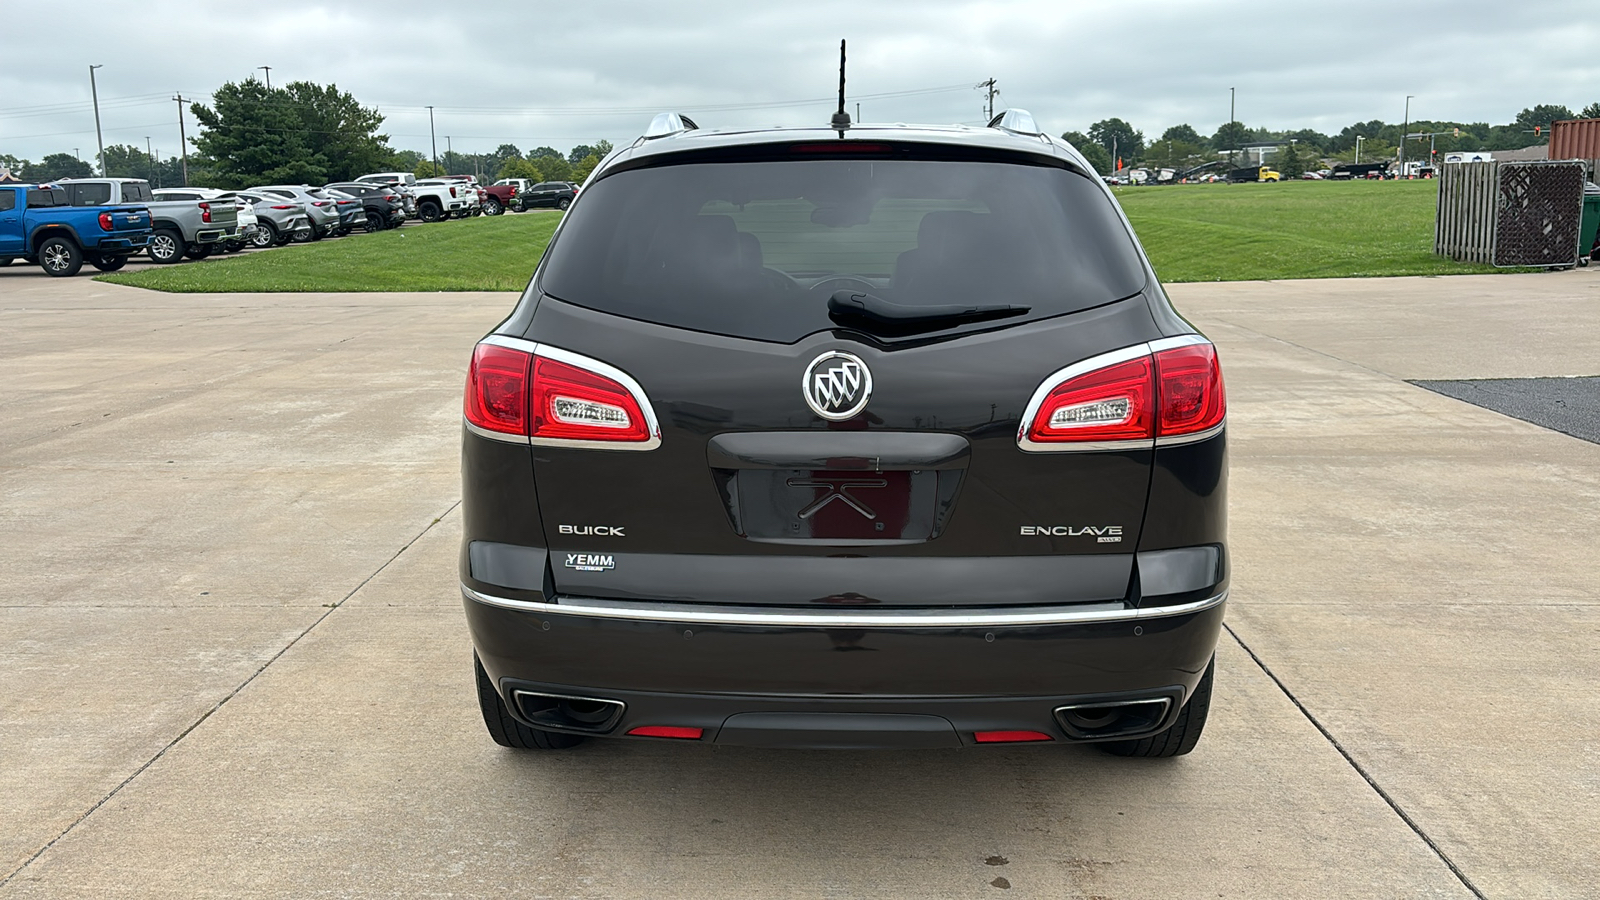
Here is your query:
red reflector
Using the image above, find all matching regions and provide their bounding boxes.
[1026,355,1154,444]
[629,725,703,739]
[98,212,113,231]
[974,730,1053,743]
[464,344,533,435]
[788,142,893,154]
[530,356,652,444]
[1155,344,1226,437]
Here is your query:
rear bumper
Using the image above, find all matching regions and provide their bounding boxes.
[464,585,1225,747]
[96,234,151,251]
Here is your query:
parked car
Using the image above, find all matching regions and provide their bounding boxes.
[0,182,152,275]
[322,188,370,235]
[354,172,418,217]
[231,191,312,247]
[410,178,476,222]
[57,177,240,263]
[518,181,578,210]
[152,188,259,252]
[249,185,341,240]
[325,182,407,230]
[460,109,1228,757]
[492,178,534,211]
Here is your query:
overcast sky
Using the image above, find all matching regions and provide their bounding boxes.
[3,1,1597,162]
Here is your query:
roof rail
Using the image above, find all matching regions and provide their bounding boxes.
[987,109,1041,136]
[643,112,700,140]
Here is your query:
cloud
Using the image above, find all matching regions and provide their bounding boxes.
[2,0,1596,161]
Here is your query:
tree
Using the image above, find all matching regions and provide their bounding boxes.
[389,149,425,171]
[1060,132,1112,175]
[1087,118,1143,162]
[189,79,391,187]
[1277,144,1305,179]
[537,155,573,182]
[592,139,614,159]
[412,157,438,180]
[567,144,596,165]
[1161,124,1202,145]
[37,153,92,180]
[0,154,29,180]
[529,146,562,161]
[1515,104,1574,142]
[1144,139,1205,170]
[101,144,155,179]
[571,153,602,183]
[1583,102,1600,120]
[499,157,546,182]
[1211,121,1250,153]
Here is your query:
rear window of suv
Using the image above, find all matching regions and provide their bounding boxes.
[538,154,1146,342]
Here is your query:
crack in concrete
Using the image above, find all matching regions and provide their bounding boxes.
[1224,623,1487,900]
[0,500,460,887]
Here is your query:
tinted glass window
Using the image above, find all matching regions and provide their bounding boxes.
[121,182,155,203]
[26,188,66,208]
[0,191,14,212]
[539,157,1146,342]
[66,183,112,206]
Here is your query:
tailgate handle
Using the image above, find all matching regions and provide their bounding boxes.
[707,432,970,471]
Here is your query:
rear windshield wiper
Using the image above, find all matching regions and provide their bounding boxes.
[828,290,1030,331]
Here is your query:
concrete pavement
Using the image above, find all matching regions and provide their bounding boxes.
[1,267,1596,897]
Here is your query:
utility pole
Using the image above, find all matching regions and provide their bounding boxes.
[89,65,106,177]
[1355,135,1363,165]
[856,102,860,122]
[427,106,438,176]
[174,94,190,186]
[146,136,155,187]
[446,135,453,174]
[259,66,272,90]
[1400,95,1414,176]
[980,78,997,121]
[1229,87,1237,165]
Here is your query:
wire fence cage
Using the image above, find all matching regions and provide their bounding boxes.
[1435,160,1587,268]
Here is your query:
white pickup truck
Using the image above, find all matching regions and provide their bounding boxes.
[354,172,470,223]
[57,178,240,263]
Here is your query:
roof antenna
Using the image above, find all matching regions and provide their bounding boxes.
[831,39,851,134]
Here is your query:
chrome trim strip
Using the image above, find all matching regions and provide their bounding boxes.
[463,418,529,445]
[475,336,663,452]
[1147,333,1211,354]
[462,584,1227,628]
[1015,335,1216,454]
[1154,421,1226,448]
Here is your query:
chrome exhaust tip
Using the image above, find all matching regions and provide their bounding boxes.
[1053,696,1174,741]
[513,690,626,733]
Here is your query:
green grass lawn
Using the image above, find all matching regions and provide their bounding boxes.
[1114,179,1497,282]
[101,180,1495,292]
[97,211,563,292]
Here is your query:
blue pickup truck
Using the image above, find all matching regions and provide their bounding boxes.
[0,183,153,276]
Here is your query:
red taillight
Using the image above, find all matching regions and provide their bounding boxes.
[1021,340,1225,448]
[271,204,295,210]
[530,356,653,444]
[628,726,703,740]
[198,201,212,223]
[1154,344,1226,437]
[98,212,113,231]
[464,344,532,435]
[449,186,457,197]
[974,730,1054,743]
[313,200,331,207]
[1025,355,1154,445]
[509,187,518,196]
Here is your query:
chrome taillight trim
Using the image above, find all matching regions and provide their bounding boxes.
[1016,334,1220,453]
[463,584,1227,628]
[474,335,662,451]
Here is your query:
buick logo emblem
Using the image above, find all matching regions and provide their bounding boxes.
[803,351,873,421]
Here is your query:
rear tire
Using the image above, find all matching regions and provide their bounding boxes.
[250,222,279,248]
[184,243,213,260]
[484,197,503,216]
[0,257,13,267]
[475,655,584,750]
[39,236,83,277]
[148,228,184,264]
[419,201,444,223]
[1100,657,1214,758]
[558,197,571,210]
[90,254,127,272]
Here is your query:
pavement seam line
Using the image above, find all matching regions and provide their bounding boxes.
[1223,623,1488,900]
[0,500,461,887]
